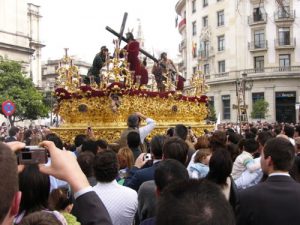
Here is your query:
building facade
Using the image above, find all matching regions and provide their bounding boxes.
[176,0,300,123]
[0,0,44,85]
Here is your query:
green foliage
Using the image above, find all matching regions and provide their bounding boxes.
[0,58,49,125]
[207,104,217,122]
[251,99,269,119]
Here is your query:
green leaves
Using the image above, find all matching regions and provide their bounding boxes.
[0,58,49,124]
[251,99,269,119]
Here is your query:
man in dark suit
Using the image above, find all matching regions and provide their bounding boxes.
[237,137,300,225]
[5,126,20,142]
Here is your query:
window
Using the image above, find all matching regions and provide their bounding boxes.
[218,35,225,51]
[252,92,265,118]
[254,56,264,72]
[202,16,208,27]
[217,10,224,26]
[192,66,197,74]
[218,60,225,73]
[254,30,265,48]
[253,7,263,22]
[203,0,208,7]
[204,64,210,74]
[279,54,290,69]
[278,5,290,18]
[192,21,197,36]
[192,0,196,13]
[222,95,230,120]
[278,27,290,45]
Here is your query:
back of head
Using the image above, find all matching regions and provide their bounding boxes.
[18,211,63,225]
[94,150,119,182]
[150,135,165,159]
[19,165,50,214]
[126,32,134,41]
[194,136,209,150]
[154,159,189,192]
[284,125,295,138]
[96,139,108,151]
[156,179,235,225]
[209,131,227,151]
[45,133,63,150]
[166,127,174,137]
[257,131,274,147]
[206,148,233,186]
[227,132,242,145]
[127,114,139,128]
[127,131,140,148]
[48,187,72,211]
[0,142,18,224]
[174,124,188,140]
[194,148,211,163]
[8,126,19,137]
[163,137,189,165]
[244,138,259,153]
[74,134,88,148]
[263,137,295,171]
[77,151,95,178]
[81,139,98,155]
[117,147,134,169]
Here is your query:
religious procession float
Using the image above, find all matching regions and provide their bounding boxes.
[51,21,212,143]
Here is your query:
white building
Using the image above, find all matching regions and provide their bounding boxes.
[0,0,44,85]
[176,0,300,123]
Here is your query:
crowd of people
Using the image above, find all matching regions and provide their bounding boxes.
[1,116,300,225]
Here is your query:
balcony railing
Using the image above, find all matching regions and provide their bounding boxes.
[274,10,295,21]
[244,66,300,74]
[248,13,267,25]
[178,40,186,52]
[248,41,268,51]
[214,72,229,78]
[275,38,296,49]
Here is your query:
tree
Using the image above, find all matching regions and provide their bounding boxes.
[251,99,269,120]
[0,58,49,126]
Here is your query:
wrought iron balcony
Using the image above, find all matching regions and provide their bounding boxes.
[248,41,268,51]
[244,66,300,74]
[248,13,267,26]
[275,38,296,49]
[274,10,295,22]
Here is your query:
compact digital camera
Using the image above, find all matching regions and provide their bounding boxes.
[17,146,48,165]
[143,153,152,161]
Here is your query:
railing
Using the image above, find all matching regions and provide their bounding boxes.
[214,72,229,78]
[274,10,295,21]
[244,66,300,74]
[275,38,296,48]
[248,41,268,50]
[179,40,186,52]
[248,13,267,25]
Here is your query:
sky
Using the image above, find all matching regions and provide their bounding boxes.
[28,0,181,63]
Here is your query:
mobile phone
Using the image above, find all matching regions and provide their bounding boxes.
[17,146,48,165]
[143,153,152,161]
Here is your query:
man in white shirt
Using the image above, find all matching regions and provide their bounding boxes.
[93,150,138,225]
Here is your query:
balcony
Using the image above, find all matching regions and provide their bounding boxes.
[248,41,268,52]
[179,40,186,52]
[178,18,186,33]
[248,13,267,26]
[175,0,186,15]
[274,10,295,22]
[275,38,296,49]
[244,66,300,76]
[214,72,229,78]
[199,48,214,60]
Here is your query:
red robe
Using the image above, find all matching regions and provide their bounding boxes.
[176,75,186,91]
[123,41,141,84]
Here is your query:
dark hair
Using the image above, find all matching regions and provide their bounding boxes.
[45,133,63,150]
[82,140,99,155]
[96,139,108,150]
[77,151,95,177]
[94,150,119,182]
[244,138,259,153]
[154,159,189,192]
[74,134,88,147]
[284,125,295,138]
[174,124,188,140]
[0,142,18,224]
[290,155,300,182]
[48,187,72,211]
[263,137,295,171]
[18,211,62,225]
[163,137,188,165]
[227,143,240,162]
[19,165,50,215]
[166,127,174,137]
[150,135,165,159]
[209,131,227,151]
[257,131,274,147]
[126,32,134,41]
[227,132,242,145]
[24,130,33,145]
[273,125,282,135]
[206,148,233,186]
[156,179,235,225]
[8,126,19,137]
[244,130,256,139]
[127,131,140,148]
[127,114,139,128]
[295,125,300,135]
[160,52,167,59]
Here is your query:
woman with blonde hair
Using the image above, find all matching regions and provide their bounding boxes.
[117,147,135,184]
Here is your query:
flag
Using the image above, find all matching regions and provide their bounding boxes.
[214,112,221,131]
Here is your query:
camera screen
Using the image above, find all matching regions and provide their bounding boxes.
[22,152,32,160]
